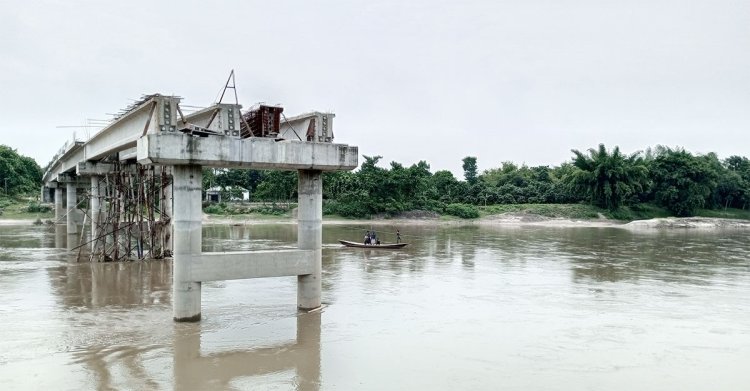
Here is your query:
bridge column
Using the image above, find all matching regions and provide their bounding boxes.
[66,183,77,234]
[297,170,323,310]
[54,187,64,224]
[90,176,100,253]
[172,165,202,322]
[163,167,173,255]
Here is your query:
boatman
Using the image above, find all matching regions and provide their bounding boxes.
[396,230,401,243]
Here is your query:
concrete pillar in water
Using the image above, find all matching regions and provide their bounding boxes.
[66,183,77,234]
[296,312,322,390]
[54,187,64,224]
[164,167,174,255]
[90,176,100,253]
[297,170,323,310]
[172,165,202,322]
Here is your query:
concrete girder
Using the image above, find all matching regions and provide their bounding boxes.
[279,112,335,142]
[43,95,176,185]
[183,250,315,282]
[42,141,85,184]
[182,103,242,137]
[118,147,137,161]
[83,95,180,162]
[56,173,90,187]
[136,133,358,171]
[76,162,115,176]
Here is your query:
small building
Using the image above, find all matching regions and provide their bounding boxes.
[205,186,249,202]
[206,186,222,203]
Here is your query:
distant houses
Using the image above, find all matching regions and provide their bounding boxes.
[205,186,249,203]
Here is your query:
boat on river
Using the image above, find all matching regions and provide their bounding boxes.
[338,240,409,249]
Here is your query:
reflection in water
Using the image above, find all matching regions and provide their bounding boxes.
[47,260,172,308]
[1,223,749,390]
[174,313,321,390]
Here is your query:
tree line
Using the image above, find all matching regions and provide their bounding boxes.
[0,145,42,196]
[8,141,747,219]
[205,144,750,218]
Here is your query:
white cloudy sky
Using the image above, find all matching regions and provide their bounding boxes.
[1,0,748,176]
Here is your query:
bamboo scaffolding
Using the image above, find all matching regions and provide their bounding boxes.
[84,162,172,262]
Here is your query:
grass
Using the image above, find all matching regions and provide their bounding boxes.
[696,207,750,220]
[203,202,296,218]
[603,204,672,221]
[0,195,54,220]
[478,203,685,221]
[479,203,603,219]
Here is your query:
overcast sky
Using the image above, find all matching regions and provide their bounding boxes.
[1,0,748,177]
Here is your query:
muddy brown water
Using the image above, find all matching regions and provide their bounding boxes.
[0,223,748,390]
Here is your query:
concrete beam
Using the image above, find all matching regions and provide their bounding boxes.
[55,174,90,187]
[83,95,180,162]
[43,142,85,184]
[186,250,314,282]
[279,112,334,143]
[44,95,183,186]
[137,133,358,171]
[182,104,242,137]
[118,147,137,161]
[76,162,115,176]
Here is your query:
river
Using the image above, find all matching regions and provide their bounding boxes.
[0,223,748,390]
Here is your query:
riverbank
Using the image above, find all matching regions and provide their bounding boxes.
[200,212,750,229]
[2,199,748,229]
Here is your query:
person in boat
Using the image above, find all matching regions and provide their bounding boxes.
[396,229,401,243]
[371,231,377,245]
[364,231,370,245]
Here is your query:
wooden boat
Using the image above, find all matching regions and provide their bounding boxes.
[338,240,409,249]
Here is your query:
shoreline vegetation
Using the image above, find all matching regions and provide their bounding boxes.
[2,197,749,229]
[2,142,749,229]
[199,203,750,229]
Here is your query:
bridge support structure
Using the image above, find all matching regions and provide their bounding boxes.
[54,186,63,224]
[41,93,358,322]
[137,133,357,322]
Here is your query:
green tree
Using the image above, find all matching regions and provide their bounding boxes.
[430,170,461,203]
[0,145,42,195]
[254,171,298,201]
[650,148,718,216]
[462,156,478,185]
[724,156,750,209]
[568,144,648,210]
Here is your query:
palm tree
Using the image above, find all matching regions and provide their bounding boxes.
[568,144,648,210]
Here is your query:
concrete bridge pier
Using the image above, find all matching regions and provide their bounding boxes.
[66,183,77,234]
[54,187,64,224]
[90,176,101,253]
[172,165,203,322]
[297,170,323,310]
[163,166,173,256]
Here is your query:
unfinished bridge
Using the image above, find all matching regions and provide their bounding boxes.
[42,94,358,321]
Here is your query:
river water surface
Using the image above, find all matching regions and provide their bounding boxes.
[0,223,748,390]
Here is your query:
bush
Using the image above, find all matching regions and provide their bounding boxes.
[323,200,370,218]
[204,204,226,214]
[26,202,52,213]
[254,205,288,216]
[444,203,480,219]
